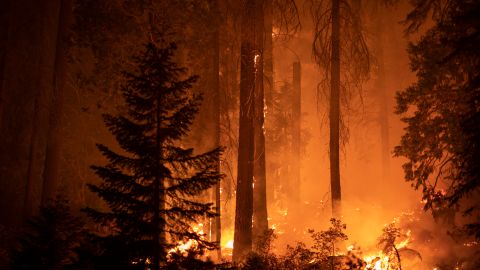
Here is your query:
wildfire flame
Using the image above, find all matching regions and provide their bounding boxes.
[363,252,391,270]
[167,223,204,258]
[360,228,412,270]
[221,229,234,258]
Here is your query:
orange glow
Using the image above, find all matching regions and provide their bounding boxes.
[167,223,204,258]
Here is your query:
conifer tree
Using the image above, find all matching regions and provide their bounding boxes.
[10,197,84,270]
[309,0,370,217]
[84,42,223,269]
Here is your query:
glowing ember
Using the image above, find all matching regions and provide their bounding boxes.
[225,239,234,249]
[254,54,260,66]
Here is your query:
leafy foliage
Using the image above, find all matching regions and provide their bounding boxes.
[395,0,480,238]
[377,224,402,270]
[232,218,357,270]
[308,218,348,268]
[84,41,223,268]
[281,242,316,269]
[254,229,277,255]
[9,198,85,270]
[377,223,422,270]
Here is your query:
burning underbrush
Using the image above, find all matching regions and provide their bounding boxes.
[208,202,479,269]
[234,207,480,270]
[159,201,479,269]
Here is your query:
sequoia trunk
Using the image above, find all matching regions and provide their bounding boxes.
[233,0,256,262]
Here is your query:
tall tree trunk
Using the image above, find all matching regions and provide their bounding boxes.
[253,0,268,246]
[0,0,11,117]
[330,0,341,217]
[23,97,42,218]
[21,0,62,219]
[233,0,256,262]
[264,0,275,217]
[291,62,301,204]
[41,0,72,205]
[148,4,164,269]
[374,5,390,184]
[0,0,44,225]
[153,93,165,270]
[210,0,222,260]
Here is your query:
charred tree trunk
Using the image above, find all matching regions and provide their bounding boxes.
[210,0,222,260]
[253,0,268,244]
[330,0,341,217]
[264,0,273,106]
[264,0,275,212]
[41,0,72,205]
[291,62,301,204]
[233,0,256,262]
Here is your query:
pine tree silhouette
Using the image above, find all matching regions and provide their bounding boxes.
[84,42,223,269]
[10,197,84,270]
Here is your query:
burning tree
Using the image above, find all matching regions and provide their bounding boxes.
[233,0,261,262]
[377,224,404,270]
[84,42,223,269]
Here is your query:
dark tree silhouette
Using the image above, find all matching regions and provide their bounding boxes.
[41,0,73,206]
[308,0,370,216]
[395,0,480,239]
[84,42,223,269]
[208,0,223,260]
[291,62,302,204]
[370,1,391,185]
[253,0,269,247]
[10,197,85,270]
[233,0,257,262]
[0,0,66,225]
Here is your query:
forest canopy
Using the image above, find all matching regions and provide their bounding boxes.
[0,0,479,269]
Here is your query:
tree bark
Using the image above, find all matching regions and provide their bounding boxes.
[19,0,61,219]
[330,0,341,217]
[0,0,11,117]
[153,92,165,270]
[374,4,390,185]
[233,0,256,262]
[210,0,222,260]
[0,0,46,224]
[41,0,73,205]
[148,4,165,269]
[24,97,42,219]
[291,62,301,204]
[263,0,274,208]
[253,0,268,245]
